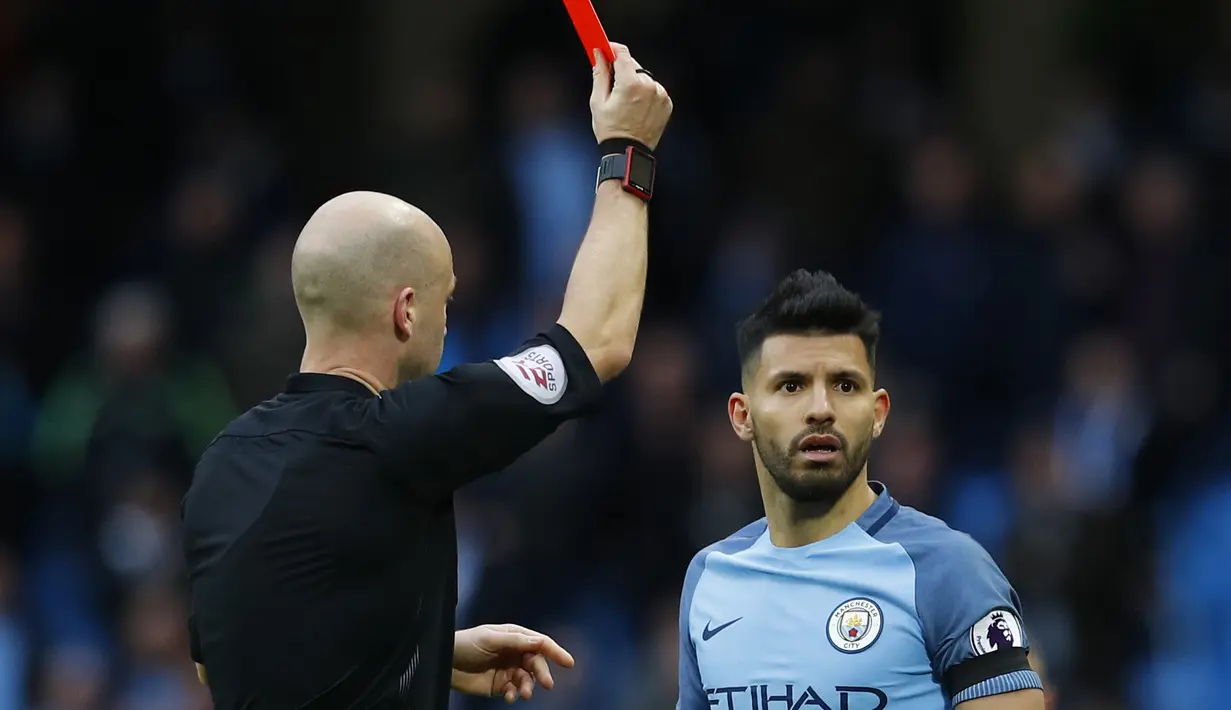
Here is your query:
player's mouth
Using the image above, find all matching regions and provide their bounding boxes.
[797,433,842,463]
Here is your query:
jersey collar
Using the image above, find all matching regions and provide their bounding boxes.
[284,372,379,398]
[854,481,901,537]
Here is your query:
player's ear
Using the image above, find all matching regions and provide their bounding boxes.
[871,388,890,439]
[728,392,755,442]
[393,287,415,341]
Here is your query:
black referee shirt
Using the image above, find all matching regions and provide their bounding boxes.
[181,324,602,710]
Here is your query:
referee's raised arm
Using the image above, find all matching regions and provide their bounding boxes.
[557,41,672,381]
[182,41,672,710]
[338,41,673,499]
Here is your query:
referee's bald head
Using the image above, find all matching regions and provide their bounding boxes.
[291,191,455,384]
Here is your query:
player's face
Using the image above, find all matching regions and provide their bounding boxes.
[729,333,890,505]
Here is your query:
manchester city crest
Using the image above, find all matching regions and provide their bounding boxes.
[827,598,884,653]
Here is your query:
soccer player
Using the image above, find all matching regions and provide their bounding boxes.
[675,270,1045,710]
[181,43,672,710]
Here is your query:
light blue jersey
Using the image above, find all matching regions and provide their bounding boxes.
[677,482,1043,710]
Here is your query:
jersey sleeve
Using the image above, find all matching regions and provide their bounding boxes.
[916,532,1043,705]
[366,323,603,498]
[676,551,708,710]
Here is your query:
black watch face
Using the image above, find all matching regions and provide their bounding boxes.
[627,152,655,193]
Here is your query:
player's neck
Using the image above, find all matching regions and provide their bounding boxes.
[300,336,394,396]
[763,472,878,548]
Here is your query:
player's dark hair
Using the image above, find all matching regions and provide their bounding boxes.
[736,269,881,376]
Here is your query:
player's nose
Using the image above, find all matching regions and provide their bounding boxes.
[804,387,836,425]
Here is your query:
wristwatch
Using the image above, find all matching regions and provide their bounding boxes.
[595,141,656,201]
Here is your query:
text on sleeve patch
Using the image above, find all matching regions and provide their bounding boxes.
[493,345,569,405]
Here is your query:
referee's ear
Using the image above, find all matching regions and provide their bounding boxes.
[728,392,754,442]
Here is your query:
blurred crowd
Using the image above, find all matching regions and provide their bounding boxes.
[2,2,1230,709]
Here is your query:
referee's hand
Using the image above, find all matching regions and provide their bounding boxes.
[590,41,673,150]
[451,623,575,703]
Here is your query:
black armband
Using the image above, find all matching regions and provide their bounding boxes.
[943,647,1032,698]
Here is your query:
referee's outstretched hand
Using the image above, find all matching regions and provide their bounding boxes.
[451,623,575,704]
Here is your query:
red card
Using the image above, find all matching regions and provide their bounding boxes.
[562,0,615,66]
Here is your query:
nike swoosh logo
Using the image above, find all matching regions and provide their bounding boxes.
[701,617,742,641]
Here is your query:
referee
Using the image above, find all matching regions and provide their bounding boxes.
[181,42,672,710]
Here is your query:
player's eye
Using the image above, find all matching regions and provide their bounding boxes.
[779,381,803,394]
[835,380,858,394]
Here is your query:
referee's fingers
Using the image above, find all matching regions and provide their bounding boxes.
[525,652,554,689]
[494,623,536,636]
[499,629,573,668]
[514,667,535,700]
[519,633,575,668]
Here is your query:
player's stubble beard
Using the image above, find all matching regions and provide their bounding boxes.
[753,424,873,507]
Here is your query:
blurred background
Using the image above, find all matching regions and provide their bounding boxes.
[1,0,1230,708]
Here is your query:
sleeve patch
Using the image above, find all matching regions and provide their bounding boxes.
[494,345,569,405]
[970,609,1024,656]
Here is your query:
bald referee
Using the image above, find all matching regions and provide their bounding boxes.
[181,43,671,710]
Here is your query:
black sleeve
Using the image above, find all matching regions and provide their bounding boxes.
[182,493,203,664]
[366,323,603,498]
[188,610,203,663]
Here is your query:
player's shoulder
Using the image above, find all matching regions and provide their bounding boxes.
[873,503,1000,579]
[686,518,768,573]
[681,517,768,604]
